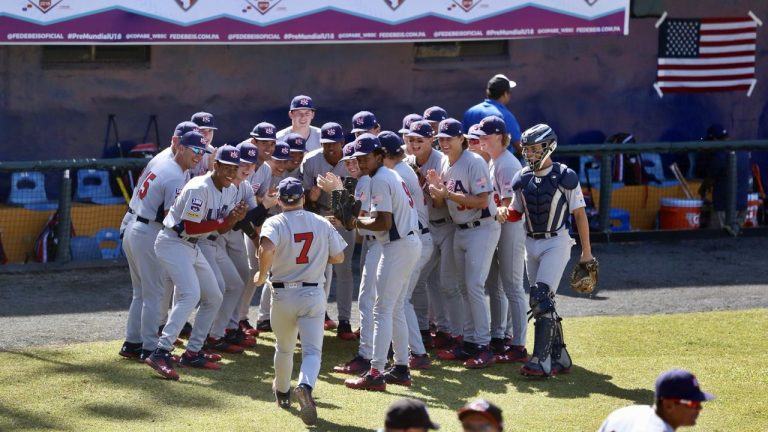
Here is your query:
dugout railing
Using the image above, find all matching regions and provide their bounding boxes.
[0,139,765,266]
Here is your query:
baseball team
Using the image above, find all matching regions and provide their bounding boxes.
[117,74,594,427]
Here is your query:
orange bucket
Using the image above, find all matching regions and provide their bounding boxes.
[659,198,702,230]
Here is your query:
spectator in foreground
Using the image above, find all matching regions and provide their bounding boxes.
[380,398,440,432]
[597,368,715,432]
[457,399,503,432]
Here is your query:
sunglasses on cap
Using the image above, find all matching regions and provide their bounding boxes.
[187,146,207,155]
[668,399,702,409]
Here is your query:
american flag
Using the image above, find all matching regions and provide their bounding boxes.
[656,17,757,94]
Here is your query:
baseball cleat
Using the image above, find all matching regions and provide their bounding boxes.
[138,349,153,362]
[431,331,454,349]
[145,349,179,380]
[178,350,221,370]
[408,353,432,370]
[239,319,259,337]
[201,350,222,362]
[464,347,496,369]
[333,355,371,374]
[118,341,142,359]
[437,344,471,361]
[294,384,318,426]
[225,328,256,348]
[345,372,386,391]
[383,367,412,387]
[256,319,272,333]
[324,314,337,331]
[336,320,357,341]
[520,360,548,377]
[551,362,572,376]
[206,336,245,354]
[420,330,434,349]
[496,346,529,364]
[490,337,507,355]
[275,388,292,409]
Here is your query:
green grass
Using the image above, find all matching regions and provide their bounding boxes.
[1,309,766,431]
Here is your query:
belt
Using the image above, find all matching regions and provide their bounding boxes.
[457,216,492,230]
[136,216,149,224]
[420,227,430,235]
[272,282,319,289]
[527,232,559,240]
[169,226,199,245]
[430,218,448,225]
[128,207,135,214]
[364,235,375,241]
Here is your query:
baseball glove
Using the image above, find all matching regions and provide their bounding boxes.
[331,189,361,231]
[570,257,599,294]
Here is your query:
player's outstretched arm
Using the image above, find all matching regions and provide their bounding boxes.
[254,237,275,286]
[572,207,593,263]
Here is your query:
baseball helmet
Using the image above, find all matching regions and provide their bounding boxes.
[521,123,558,171]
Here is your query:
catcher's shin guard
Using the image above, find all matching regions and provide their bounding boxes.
[551,313,572,372]
[528,282,556,320]
[521,312,557,376]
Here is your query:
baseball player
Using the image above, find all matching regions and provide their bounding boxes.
[428,118,501,369]
[379,131,434,369]
[283,132,307,178]
[277,95,322,153]
[423,106,448,146]
[510,123,593,377]
[234,122,276,336]
[398,113,423,156]
[343,133,422,391]
[255,140,294,331]
[189,111,218,177]
[119,129,207,360]
[405,120,462,350]
[466,124,491,163]
[145,145,246,380]
[301,122,356,340]
[351,111,381,138]
[254,177,347,426]
[475,116,528,363]
[330,142,377,375]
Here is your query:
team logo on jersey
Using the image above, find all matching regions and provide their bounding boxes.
[475,176,487,188]
[245,0,282,15]
[174,0,198,11]
[25,0,65,13]
[370,194,383,204]
[251,183,261,194]
[383,0,406,10]
[452,0,482,12]
[190,197,203,212]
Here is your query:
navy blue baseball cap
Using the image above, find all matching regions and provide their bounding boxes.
[320,122,345,144]
[436,118,464,138]
[272,141,291,161]
[655,369,715,402]
[191,112,217,130]
[277,177,304,203]
[236,142,259,164]
[399,113,424,134]
[378,131,404,156]
[289,95,315,111]
[475,115,507,136]
[423,106,448,123]
[407,120,435,138]
[351,133,381,157]
[250,122,277,141]
[351,111,379,133]
[180,131,209,152]
[215,145,240,166]
[283,133,307,153]
[341,142,357,161]
[175,121,200,137]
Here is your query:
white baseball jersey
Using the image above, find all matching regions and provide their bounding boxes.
[300,148,351,211]
[163,172,238,238]
[490,150,523,206]
[597,405,674,432]
[248,161,272,198]
[131,157,187,222]
[355,175,371,214]
[393,160,428,230]
[369,166,419,244]
[411,149,451,222]
[440,150,496,225]
[261,209,347,283]
[277,126,322,153]
[130,147,174,205]
[235,179,259,211]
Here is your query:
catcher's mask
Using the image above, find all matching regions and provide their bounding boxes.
[521,123,558,171]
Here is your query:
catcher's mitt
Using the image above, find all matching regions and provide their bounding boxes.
[570,257,599,294]
[331,189,361,231]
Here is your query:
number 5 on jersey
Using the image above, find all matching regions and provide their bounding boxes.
[294,232,314,264]
[138,172,157,200]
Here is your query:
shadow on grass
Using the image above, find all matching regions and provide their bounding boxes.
[0,402,69,431]
[83,403,153,421]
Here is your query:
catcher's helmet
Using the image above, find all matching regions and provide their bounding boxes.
[521,123,558,171]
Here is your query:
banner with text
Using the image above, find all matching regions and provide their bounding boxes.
[0,0,629,44]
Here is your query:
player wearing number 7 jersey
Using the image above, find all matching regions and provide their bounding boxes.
[254,177,347,426]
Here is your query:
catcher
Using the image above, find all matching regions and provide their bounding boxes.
[508,123,596,377]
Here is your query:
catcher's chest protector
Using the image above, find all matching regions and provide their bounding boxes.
[516,163,572,233]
